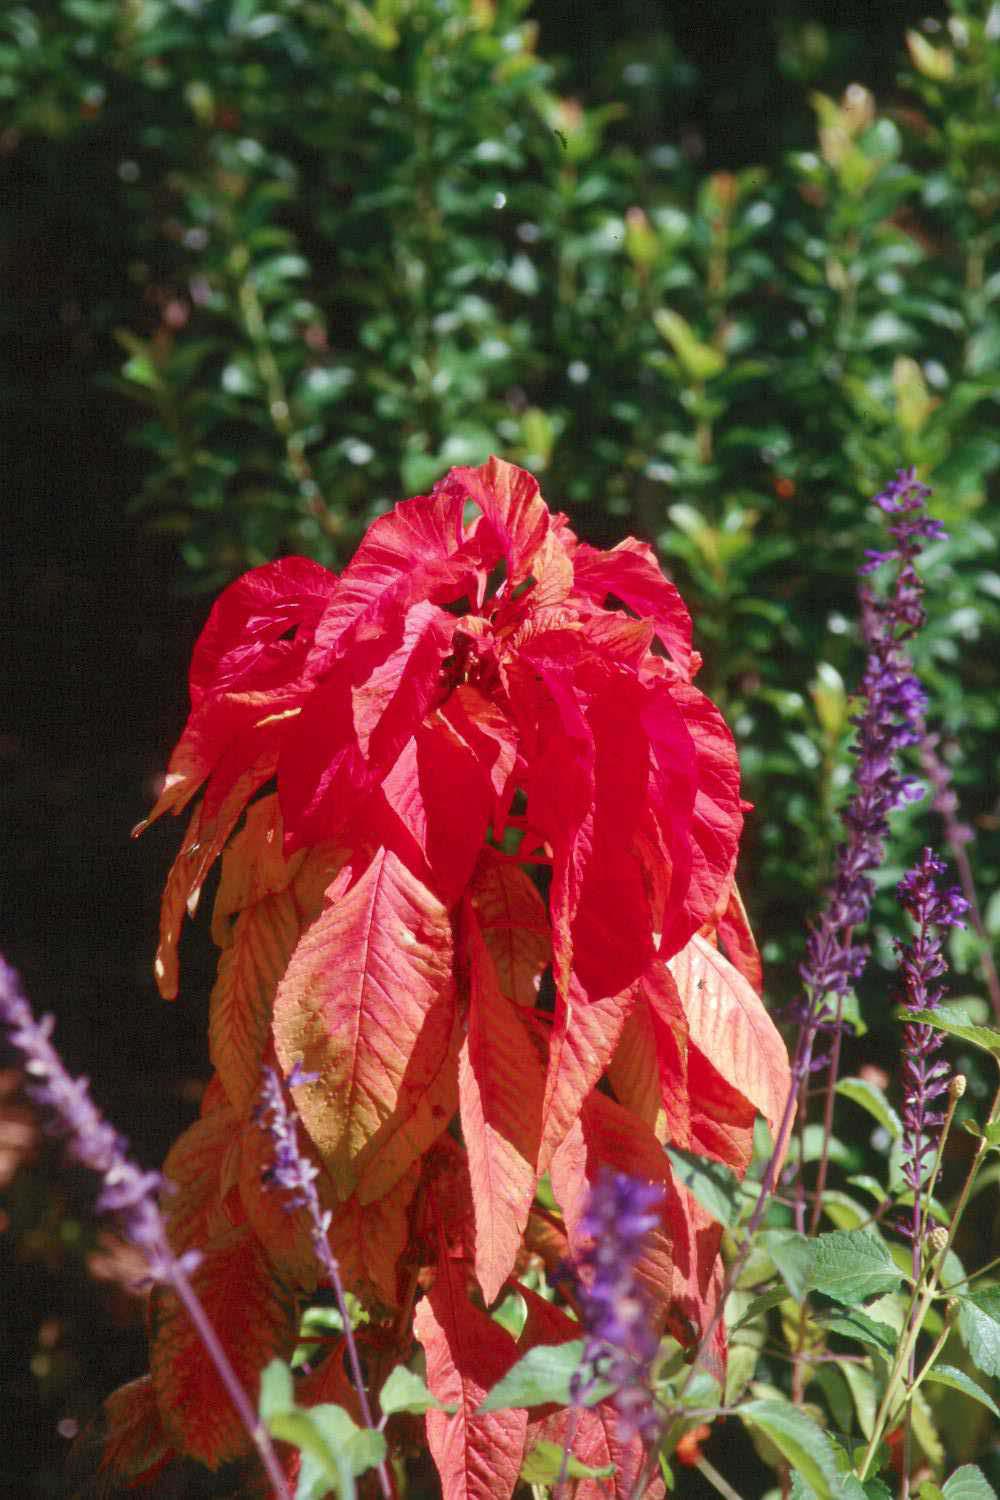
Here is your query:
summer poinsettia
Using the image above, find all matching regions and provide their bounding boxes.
[118,458,790,1500]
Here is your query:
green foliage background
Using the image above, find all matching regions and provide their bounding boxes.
[2,0,1000,1493]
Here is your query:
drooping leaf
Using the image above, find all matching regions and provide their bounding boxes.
[280,601,457,854]
[160,1098,239,1256]
[958,1287,1000,1379]
[327,1159,420,1307]
[606,998,665,1133]
[836,1077,903,1140]
[238,1114,323,1290]
[715,880,764,995]
[739,1399,840,1498]
[820,1307,898,1355]
[413,1248,527,1500]
[670,934,791,1164]
[467,849,550,1009]
[922,1363,1000,1417]
[210,889,300,1118]
[809,1230,903,1306]
[272,847,456,1196]
[150,1227,297,1468]
[459,902,546,1304]
[538,973,638,1174]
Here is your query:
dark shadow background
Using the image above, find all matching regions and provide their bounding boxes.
[0,1,941,1494]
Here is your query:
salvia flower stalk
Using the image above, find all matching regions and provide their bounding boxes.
[896,848,968,1252]
[570,1169,665,1447]
[255,1063,392,1500]
[0,955,292,1500]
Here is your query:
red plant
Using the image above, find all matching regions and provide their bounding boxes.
[112,458,789,1496]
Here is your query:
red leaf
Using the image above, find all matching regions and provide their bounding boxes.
[538,974,638,1174]
[312,490,485,663]
[149,1226,297,1468]
[459,903,546,1303]
[572,535,694,678]
[441,456,573,607]
[413,1248,527,1500]
[271,848,456,1196]
[662,1174,727,1380]
[467,850,550,1009]
[210,794,302,947]
[669,934,790,1166]
[141,557,334,827]
[100,1375,174,1488]
[375,713,494,906]
[716,880,764,995]
[280,601,456,852]
[658,682,744,961]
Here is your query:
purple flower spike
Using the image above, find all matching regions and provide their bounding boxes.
[800,469,943,1022]
[898,848,968,1229]
[571,1170,665,1445]
[0,955,194,1284]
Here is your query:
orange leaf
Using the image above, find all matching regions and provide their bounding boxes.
[328,1160,421,1307]
[459,903,546,1304]
[272,847,456,1196]
[414,1250,527,1500]
[209,889,300,1118]
[161,1101,239,1257]
[669,934,790,1164]
[211,794,304,947]
[149,1226,297,1468]
[237,1115,322,1290]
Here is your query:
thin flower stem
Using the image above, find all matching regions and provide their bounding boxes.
[256,1068,392,1500]
[696,1455,749,1500]
[808,991,845,1236]
[0,958,293,1500]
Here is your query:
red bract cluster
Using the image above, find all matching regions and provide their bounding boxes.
[115,458,789,1498]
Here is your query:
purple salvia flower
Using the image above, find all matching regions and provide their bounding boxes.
[799,468,941,1025]
[570,1170,664,1446]
[897,848,968,1232]
[0,955,293,1500]
[0,954,192,1285]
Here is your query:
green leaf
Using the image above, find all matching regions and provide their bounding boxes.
[958,1288,1000,1379]
[820,1191,870,1231]
[378,1364,447,1417]
[476,1341,612,1413]
[922,1363,1000,1417]
[760,1231,814,1301]
[653,307,725,381]
[259,1358,295,1421]
[810,1231,903,1306]
[666,1146,742,1228]
[899,1008,1000,1057]
[836,1078,902,1140]
[821,1308,898,1356]
[739,1399,839,1498]
[520,1440,615,1483]
[942,1467,999,1500]
[729,1286,792,1333]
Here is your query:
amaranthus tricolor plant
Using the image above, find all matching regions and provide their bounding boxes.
[112,456,790,1494]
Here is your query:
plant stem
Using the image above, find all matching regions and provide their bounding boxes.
[696,1454,748,1500]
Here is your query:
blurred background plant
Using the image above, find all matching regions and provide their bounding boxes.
[2,0,1000,1494]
